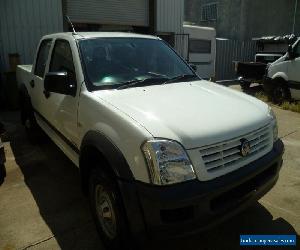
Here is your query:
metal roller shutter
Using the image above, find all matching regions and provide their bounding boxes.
[65,0,149,27]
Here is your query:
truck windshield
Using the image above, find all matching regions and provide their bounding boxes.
[79,38,196,90]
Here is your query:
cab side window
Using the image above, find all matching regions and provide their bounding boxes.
[34,39,52,77]
[49,40,77,86]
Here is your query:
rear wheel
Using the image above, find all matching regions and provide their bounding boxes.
[272,80,291,104]
[19,93,42,143]
[240,81,251,92]
[89,167,130,250]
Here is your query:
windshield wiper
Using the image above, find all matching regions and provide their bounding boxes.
[117,77,168,90]
[146,72,168,77]
[163,74,199,85]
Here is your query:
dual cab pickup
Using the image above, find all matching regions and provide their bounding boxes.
[17,32,284,249]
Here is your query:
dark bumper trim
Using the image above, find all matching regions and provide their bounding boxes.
[120,140,284,240]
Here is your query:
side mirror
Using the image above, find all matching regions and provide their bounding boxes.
[288,45,295,60]
[44,72,75,96]
[189,64,197,72]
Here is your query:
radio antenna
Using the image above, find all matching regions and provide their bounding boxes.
[66,16,77,35]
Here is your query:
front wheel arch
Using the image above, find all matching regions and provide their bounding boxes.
[79,131,134,194]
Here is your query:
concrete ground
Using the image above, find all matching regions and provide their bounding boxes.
[0,84,299,250]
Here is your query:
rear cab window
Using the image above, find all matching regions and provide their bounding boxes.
[34,39,52,78]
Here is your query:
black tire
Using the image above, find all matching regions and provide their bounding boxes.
[19,93,42,143]
[0,164,6,185]
[240,81,251,92]
[89,167,131,250]
[272,80,291,104]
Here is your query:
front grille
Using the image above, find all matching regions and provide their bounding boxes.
[200,125,272,172]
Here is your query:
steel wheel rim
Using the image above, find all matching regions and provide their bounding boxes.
[95,184,117,239]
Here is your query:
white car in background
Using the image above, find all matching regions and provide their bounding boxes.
[265,38,300,103]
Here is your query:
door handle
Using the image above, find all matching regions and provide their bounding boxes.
[43,90,50,98]
[30,80,35,88]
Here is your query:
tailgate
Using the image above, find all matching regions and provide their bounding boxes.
[237,62,266,80]
[16,65,33,84]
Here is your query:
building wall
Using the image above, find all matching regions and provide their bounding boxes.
[65,0,149,27]
[240,0,297,39]
[0,0,185,73]
[215,0,241,39]
[185,0,300,40]
[0,0,63,72]
[156,0,184,34]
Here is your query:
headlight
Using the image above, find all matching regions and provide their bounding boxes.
[142,139,196,185]
[269,107,278,142]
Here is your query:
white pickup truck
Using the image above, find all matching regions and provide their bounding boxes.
[17,32,284,249]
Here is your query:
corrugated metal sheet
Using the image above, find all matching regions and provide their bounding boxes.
[0,0,63,72]
[174,34,189,60]
[156,0,184,33]
[215,40,257,80]
[66,0,149,26]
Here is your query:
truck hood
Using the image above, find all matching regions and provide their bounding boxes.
[94,81,271,149]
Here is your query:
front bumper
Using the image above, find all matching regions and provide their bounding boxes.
[118,139,284,240]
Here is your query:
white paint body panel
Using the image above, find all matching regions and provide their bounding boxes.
[93,81,270,150]
[17,32,273,183]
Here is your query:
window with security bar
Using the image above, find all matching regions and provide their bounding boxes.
[201,3,218,21]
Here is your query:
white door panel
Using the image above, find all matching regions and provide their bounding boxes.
[39,39,80,148]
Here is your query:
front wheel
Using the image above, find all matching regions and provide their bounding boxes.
[272,82,291,104]
[89,168,130,250]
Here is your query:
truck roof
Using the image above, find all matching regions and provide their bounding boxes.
[43,32,159,41]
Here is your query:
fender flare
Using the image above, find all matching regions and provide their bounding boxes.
[272,72,288,82]
[80,130,134,181]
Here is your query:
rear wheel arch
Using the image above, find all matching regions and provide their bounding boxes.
[19,83,31,124]
[273,77,288,84]
[19,84,37,127]
[79,131,134,194]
